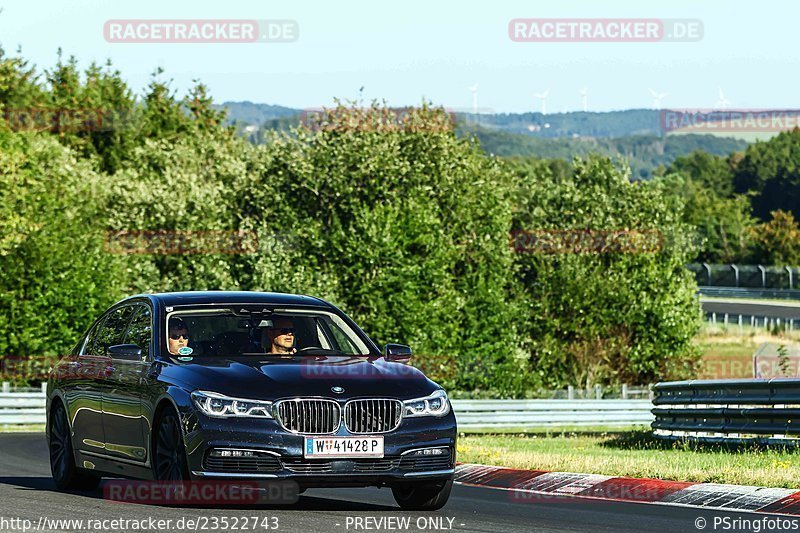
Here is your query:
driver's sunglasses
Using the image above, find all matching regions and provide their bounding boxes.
[271,327,295,335]
[169,332,189,340]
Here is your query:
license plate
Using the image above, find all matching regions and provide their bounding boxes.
[304,436,384,458]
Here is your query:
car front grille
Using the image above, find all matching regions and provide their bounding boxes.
[354,458,399,472]
[276,399,340,434]
[344,399,403,434]
[282,458,334,473]
[204,452,282,473]
[281,458,400,473]
[399,450,452,471]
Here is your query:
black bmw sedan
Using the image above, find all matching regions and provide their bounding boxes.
[46,291,456,510]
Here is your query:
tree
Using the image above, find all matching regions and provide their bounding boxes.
[660,151,756,263]
[237,103,531,394]
[0,130,127,359]
[750,210,800,266]
[734,128,800,221]
[512,156,702,387]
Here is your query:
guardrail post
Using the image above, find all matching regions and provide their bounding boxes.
[724,313,729,330]
[595,384,602,400]
[712,312,716,325]
[702,262,712,286]
[41,382,47,395]
[787,266,793,290]
[731,264,739,288]
[1,382,9,393]
[648,384,654,401]
[567,385,574,400]
[622,383,628,399]
[738,314,743,335]
[758,265,766,288]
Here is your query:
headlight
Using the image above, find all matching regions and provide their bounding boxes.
[403,389,450,418]
[191,390,273,419]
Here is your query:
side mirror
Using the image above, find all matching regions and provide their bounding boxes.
[108,344,143,361]
[384,343,412,362]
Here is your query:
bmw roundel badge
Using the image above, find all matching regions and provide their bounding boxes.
[331,386,344,394]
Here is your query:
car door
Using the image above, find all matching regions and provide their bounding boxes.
[67,312,116,456]
[101,303,150,463]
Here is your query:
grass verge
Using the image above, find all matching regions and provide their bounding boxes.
[0,424,44,433]
[458,431,800,489]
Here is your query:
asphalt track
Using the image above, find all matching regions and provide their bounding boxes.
[0,434,791,532]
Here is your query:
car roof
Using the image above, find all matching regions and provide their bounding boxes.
[123,291,331,309]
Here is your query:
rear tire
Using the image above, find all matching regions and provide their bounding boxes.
[392,479,452,511]
[49,402,101,491]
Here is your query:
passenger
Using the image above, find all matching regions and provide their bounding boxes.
[167,317,190,355]
[262,317,297,355]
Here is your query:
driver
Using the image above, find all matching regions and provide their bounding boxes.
[262,317,297,355]
[167,317,190,355]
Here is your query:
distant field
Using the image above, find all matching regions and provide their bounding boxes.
[459,432,800,488]
[695,340,754,378]
[693,330,800,379]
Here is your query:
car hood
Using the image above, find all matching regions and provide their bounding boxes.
[160,355,440,400]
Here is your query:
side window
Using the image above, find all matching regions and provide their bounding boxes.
[315,322,332,350]
[81,320,103,356]
[319,318,359,354]
[94,306,135,357]
[124,306,152,357]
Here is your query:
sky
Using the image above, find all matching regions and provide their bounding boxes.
[0,0,796,114]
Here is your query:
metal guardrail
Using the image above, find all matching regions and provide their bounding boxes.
[699,287,800,300]
[0,392,46,425]
[0,394,656,429]
[688,263,800,291]
[652,379,800,442]
[451,399,654,429]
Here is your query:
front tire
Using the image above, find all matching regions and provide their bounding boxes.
[49,402,101,491]
[392,479,453,511]
[152,408,190,481]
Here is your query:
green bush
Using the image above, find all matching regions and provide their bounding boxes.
[0,130,127,361]
[511,156,702,387]
[237,104,532,394]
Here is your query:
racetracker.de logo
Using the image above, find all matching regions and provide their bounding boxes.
[299,107,457,133]
[104,19,298,43]
[508,18,703,42]
[510,229,664,254]
[103,480,299,505]
[661,109,800,133]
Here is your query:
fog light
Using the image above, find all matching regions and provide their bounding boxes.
[210,449,257,458]
[407,447,447,457]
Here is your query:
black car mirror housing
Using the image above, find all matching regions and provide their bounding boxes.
[108,344,143,361]
[384,343,412,362]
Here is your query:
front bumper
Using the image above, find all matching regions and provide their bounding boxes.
[182,410,457,487]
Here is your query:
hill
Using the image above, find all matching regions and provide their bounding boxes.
[219,102,749,178]
[468,129,749,179]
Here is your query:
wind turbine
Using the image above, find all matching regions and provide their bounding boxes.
[649,89,668,110]
[715,88,731,110]
[579,88,588,112]
[535,89,550,114]
[468,83,479,115]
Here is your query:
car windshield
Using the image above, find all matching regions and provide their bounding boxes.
[164,307,372,357]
